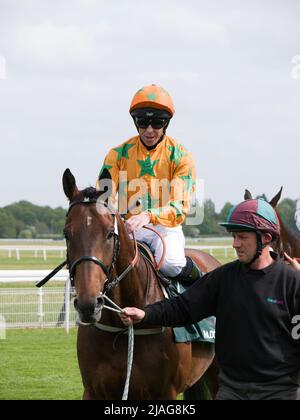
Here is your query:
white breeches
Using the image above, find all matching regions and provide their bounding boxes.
[134,224,187,277]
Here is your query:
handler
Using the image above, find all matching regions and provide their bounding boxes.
[120,199,300,400]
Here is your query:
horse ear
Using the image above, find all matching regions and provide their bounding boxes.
[96,168,113,203]
[63,169,79,201]
[244,189,253,200]
[269,187,283,208]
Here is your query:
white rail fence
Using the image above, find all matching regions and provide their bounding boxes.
[191,245,237,258]
[0,245,237,331]
[0,245,236,261]
[0,271,76,332]
[0,246,65,261]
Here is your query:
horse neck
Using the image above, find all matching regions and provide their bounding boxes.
[277,212,300,257]
[110,214,150,308]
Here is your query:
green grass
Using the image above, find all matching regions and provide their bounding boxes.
[0,281,65,289]
[0,329,82,400]
[0,251,65,270]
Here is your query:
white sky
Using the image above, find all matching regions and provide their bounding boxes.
[0,0,299,211]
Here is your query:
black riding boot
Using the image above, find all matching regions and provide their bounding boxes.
[173,257,204,286]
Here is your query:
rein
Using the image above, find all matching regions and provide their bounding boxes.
[36,200,166,289]
[36,199,139,290]
[143,226,166,271]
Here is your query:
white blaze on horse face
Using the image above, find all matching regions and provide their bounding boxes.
[114,217,118,236]
[295,199,300,231]
[87,216,93,227]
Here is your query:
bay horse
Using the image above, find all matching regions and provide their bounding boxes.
[63,169,220,400]
[244,188,300,258]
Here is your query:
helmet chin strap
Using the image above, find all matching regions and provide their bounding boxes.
[247,231,268,266]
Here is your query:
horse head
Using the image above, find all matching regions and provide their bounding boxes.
[63,168,118,325]
[244,187,283,208]
[243,187,300,257]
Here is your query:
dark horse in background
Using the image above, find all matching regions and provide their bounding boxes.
[63,169,220,400]
[245,188,300,258]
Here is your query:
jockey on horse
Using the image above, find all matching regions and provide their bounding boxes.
[97,84,202,285]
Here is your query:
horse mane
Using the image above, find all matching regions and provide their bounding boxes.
[276,211,300,239]
[275,211,300,256]
[82,187,99,200]
[280,217,300,242]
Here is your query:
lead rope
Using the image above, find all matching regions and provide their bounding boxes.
[100,293,134,401]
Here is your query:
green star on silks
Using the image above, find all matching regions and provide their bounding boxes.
[147,93,157,101]
[113,144,135,161]
[170,201,184,217]
[99,164,112,178]
[181,170,194,192]
[168,145,186,166]
[140,191,159,211]
[137,155,159,177]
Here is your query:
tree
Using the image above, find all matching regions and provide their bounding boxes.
[19,229,33,239]
[1,201,67,238]
[183,226,201,238]
[198,200,221,235]
[256,193,268,202]
[218,202,234,223]
[35,222,50,236]
[218,202,234,236]
[0,209,17,238]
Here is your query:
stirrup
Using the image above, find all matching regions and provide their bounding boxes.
[173,257,203,286]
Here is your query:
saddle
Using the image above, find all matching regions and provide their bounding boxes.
[137,241,216,345]
[137,241,171,288]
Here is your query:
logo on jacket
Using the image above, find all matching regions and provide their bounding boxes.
[266,297,284,306]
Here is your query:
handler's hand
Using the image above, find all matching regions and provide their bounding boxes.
[119,308,146,326]
[284,253,300,271]
[125,212,150,235]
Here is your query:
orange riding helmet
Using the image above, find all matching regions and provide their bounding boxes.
[129,84,175,118]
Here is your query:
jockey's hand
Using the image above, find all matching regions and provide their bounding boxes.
[119,308,146,326]
[284,253,300,271]
[125,211,150,235]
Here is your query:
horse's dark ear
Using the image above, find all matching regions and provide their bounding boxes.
[63,169,79,201]
[269,187,283,208]
[244,189,253,200]
[96,168,113,203]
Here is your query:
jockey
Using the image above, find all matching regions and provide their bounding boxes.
[97,84,201,283]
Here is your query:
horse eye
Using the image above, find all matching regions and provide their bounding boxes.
[107,231,114,240]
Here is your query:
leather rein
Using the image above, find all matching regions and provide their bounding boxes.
[36,199,139,291]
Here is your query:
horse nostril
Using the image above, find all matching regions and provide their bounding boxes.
[74,298,97,315]
[97,296,104,307]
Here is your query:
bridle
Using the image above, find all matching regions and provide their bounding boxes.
[66,199,120,291]
[36,198,138,291]
[36,197,161,401]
